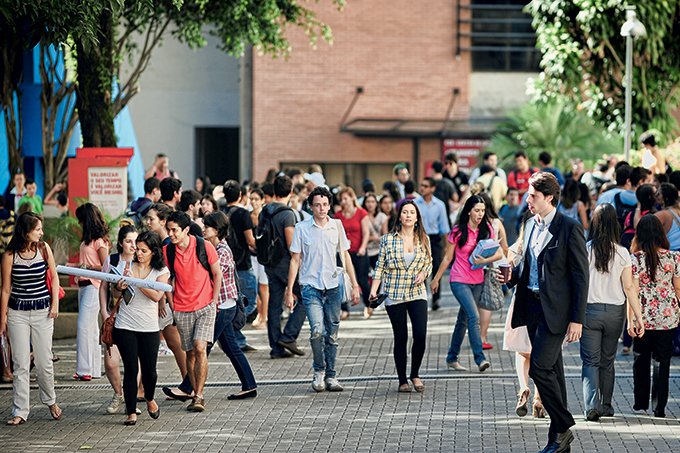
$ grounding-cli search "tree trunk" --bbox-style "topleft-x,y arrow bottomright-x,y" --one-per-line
75,9 -> 116,148
1,39 -> 24,173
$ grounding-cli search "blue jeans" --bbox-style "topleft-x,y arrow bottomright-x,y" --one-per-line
235,269 -> 257,347
448,282 -> 486,365
301,285 -> 342,378
177,306 -> 257,394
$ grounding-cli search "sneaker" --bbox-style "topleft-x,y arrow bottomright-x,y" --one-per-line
188,397 -> 205,412
325,377 -> 344,392
447,361 -> 467,371
586,409 -> 600,422
312,371 -> 326,392
478,360 -> 490,372
106,393 -> 125,414
157,342 -> 173,357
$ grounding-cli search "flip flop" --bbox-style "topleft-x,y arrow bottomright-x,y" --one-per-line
49,404 -> 62,421
6,416 -> 25,426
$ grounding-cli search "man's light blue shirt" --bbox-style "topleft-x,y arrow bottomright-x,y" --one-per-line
596,188 -> 636,207
415,196 -> 451,236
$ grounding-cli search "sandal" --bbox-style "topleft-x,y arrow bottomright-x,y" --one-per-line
6,416 -> 25,426
532,397 -> 546,418
398,383 -> 412,393
49,404 -> 62,421
515,388 -> 530,417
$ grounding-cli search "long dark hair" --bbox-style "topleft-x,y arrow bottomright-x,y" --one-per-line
477,192 -> 499,220
391,200 -> 430,254
116,223 -> 138,254
135,230 -> 165,271
632,215 -> 669,281
203,211 -> 231,241
636,184 -> 657,212
455,195 -> 490,248
589,204 -> 620,273
561,179 -> 580,209
7,212 -> 42,252
361,192 -> 379,216
75,203 -> 109,245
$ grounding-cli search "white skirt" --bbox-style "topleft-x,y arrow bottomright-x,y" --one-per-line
502,294 -> 532,353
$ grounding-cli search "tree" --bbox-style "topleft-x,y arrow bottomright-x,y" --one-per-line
486,100 -> 621,172
75,0 -> 345,148
2,0 -> 345,188
527,1 -> 680,142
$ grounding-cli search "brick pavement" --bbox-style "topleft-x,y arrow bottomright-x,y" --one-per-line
1,289 -> 679,452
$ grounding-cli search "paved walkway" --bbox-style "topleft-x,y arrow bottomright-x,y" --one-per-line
1,288 -> 679,452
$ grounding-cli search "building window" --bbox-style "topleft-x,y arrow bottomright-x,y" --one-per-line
458,0 -> 541,72
195,127 -> 240,184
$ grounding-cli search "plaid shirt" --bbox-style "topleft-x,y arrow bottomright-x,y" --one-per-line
374,232 -> 432,301
216,240 -> 238,303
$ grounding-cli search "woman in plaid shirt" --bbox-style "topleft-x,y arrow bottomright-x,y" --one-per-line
369,200 -> 432,393
203,212 -> 257,400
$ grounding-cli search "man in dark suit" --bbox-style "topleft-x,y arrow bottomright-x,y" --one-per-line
504,172 -> 589,453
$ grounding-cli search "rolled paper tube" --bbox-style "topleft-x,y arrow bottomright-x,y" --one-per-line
56,265 -> 173,292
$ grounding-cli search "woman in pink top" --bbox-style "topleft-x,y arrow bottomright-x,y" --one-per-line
74,203 -> 110,380
431,195 -> 502,372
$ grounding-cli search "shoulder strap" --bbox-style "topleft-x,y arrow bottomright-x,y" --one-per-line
167,243 -> 176,278
110,253 -> 120,268
669,209 -> 680,228
195,236 -> 212,275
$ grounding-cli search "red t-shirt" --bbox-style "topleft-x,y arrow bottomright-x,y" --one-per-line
163,235 -> 218,312
507,168 -> 538,195
335,207 -> 368,253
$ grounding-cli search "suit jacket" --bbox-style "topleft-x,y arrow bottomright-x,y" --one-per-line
509,210 -> 589,335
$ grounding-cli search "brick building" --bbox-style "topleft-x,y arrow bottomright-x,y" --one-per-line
250,0 -> 539,188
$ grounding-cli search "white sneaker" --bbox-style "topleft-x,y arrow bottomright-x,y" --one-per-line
312,371 -> 326,392
325,377 -> 344,392
106,393 -> 124,414
158,341 -> 173,357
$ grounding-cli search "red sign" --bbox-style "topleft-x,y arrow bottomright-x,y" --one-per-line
441,138 -> 490,173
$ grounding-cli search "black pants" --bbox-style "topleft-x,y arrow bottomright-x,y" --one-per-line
350,252 -> 371,307
265,265 -> 306,355
633,329 -> 675,413
526,297 -> 575,441
429,235 -> 443,304
113,328 -> 160,416
385,299 -> 428,385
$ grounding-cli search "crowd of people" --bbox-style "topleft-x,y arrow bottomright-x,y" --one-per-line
0,145 -> 679,452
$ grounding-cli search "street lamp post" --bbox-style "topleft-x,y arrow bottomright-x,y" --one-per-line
620,5 -> 646,162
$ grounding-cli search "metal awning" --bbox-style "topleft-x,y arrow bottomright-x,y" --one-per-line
340,117 -> 501,139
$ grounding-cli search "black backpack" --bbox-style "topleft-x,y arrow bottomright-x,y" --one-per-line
222,206 -> 249,268
125,198 -> 152,229
165,236 -> 212,281
613,192 -> 637,231
256,205 -> 294,267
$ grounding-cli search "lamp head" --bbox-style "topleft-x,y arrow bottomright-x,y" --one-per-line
620,6 -> 647,38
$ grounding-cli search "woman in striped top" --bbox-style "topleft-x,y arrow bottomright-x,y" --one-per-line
0,212 -> 62,425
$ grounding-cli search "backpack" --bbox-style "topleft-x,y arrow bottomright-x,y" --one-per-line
125,198 -> 152,229
613,192 -> 637,231
222,206 -> 249,267
620,209 -> 650,251
166,236 -> 213,281
256,205 -> 294,267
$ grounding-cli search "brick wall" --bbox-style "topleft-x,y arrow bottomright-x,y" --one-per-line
252,0 -> 470,182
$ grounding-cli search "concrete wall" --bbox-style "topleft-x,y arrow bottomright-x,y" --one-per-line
469,72 -> 537,118
121,34 -> 241,185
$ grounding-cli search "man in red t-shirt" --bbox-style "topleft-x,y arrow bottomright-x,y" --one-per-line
507,151 -> 539,196
164,211 -> 221,412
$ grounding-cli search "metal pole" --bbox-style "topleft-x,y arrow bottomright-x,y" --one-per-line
624,34 -> 633,162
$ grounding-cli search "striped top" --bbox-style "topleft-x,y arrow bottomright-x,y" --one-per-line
10,248 -> 51,305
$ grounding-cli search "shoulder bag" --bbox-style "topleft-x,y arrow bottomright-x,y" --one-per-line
335,219 -> 354,302
101,295 -> 123,356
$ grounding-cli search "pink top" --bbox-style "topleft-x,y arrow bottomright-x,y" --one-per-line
79,238 -> 109,288
449,224 -> 495,285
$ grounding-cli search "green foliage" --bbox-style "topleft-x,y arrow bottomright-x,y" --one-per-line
487,101 -> 622,173
527,0 -> 680,141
